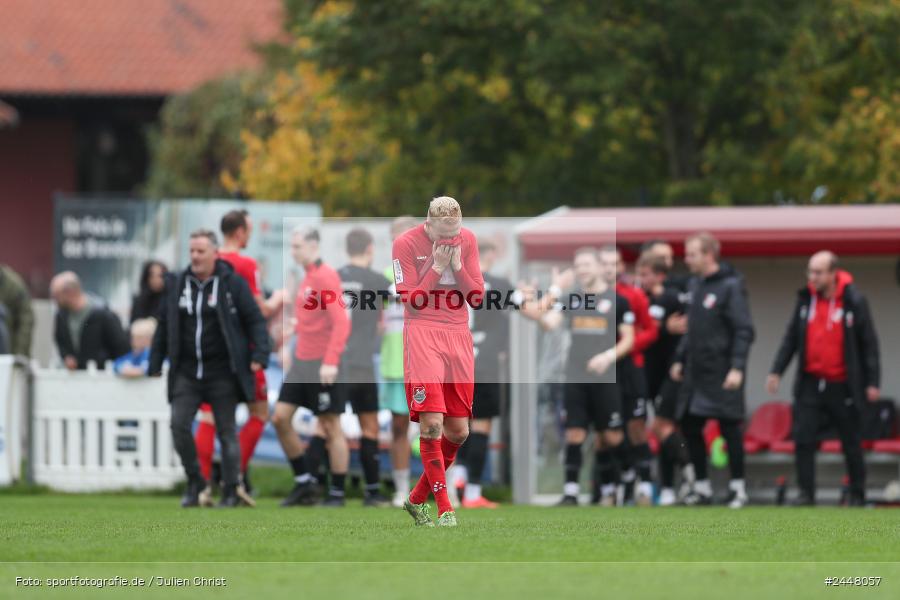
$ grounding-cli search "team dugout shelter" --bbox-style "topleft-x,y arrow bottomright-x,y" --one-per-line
509,205 -> 900,504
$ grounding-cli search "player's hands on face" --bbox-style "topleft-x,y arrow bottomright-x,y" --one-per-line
866,386 -> 880,403
587,352 -> 612,375
450,245 -> 462,271
723,368 -> 743,390
765,373 -> 780,396
432,242 -> 453,270
666,313 -> 688,335
320,363 -> 338,386
670,362 -> 683,382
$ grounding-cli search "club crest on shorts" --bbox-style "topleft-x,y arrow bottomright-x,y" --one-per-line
413,386 -> 426,403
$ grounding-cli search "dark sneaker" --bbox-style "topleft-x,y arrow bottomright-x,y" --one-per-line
280,482 -> 320,507
556,495 -> 579,507
363,493 -> 391,508
847,492 -> 866,508
682,491 -> 713,506
321,495 -> 346,508
217,484 -> 240,508
790,492 -> 816,507
181,477 -> 206,508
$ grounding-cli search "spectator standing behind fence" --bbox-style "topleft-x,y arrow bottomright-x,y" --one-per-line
148,229 -> 269,508
50,271 -> 129,370
670,233 -> 755,509
130,260 -> 168,323
0,264 -> 34,356
766,251 -> 880,507
114,318 -> 157,378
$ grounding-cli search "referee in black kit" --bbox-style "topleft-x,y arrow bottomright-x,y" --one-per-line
766,251 -> 880,506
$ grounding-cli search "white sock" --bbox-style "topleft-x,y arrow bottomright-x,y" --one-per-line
393,469 -> 410,495
729,479 -> 746,496
682,463 -> 696,483
601,483 -> 616,497
694,479 -> 712,497
295,473 -> 313,484
451,465 -> 468,486
637,481 -> 653,498
563,482 -> 580,497
464,483 -> 483,501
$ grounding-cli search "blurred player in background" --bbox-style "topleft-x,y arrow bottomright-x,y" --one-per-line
335,228 -> 392,507
604,246 -> 658,506
447,238 -> 516,509
637,252 -> 693,506
523,248 -> 635,506
273,227 -> 351,507
195,210 -> 283,507
395,197 -> 484,527
380,216 -> 419,507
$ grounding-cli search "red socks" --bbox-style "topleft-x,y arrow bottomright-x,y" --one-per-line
239,416 -> 266,473
196,414 -> 266,482
408,436 -> 462,516
194,421 -> 216,482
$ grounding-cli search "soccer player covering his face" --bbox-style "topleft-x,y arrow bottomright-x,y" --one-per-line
393,197 -> 484,527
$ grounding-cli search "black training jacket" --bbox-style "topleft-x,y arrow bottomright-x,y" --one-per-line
149,259 -> 269,402
676,265 -> 755,420
770,278 -> 880,410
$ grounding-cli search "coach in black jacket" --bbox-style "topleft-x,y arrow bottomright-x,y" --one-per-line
149,229 -> 268,507
671,233 -> 755,508
766,251 -> 879,506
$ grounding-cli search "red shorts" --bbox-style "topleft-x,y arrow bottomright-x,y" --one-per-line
199,370 -> 267,413
403,320 -> 474,422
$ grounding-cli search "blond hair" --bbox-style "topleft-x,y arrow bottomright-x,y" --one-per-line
686,232 -> 721,259
131,318 -> 157,339
427,196 -> 462,222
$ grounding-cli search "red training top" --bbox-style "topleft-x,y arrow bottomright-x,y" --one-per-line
391,223 -> 484,326
293,259 -> 350,366
804,269 -> 850,382
219,251 -> 261,296
615,281 -> 659,368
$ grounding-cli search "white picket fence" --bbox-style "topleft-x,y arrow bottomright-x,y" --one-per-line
30,366 -> 184,492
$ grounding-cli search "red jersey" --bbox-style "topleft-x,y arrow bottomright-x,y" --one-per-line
293,259 -> 350,366
616,281 -> 658,368
219,251 -> 261,296
391,223 -> 484,326
804,269 -> 850,382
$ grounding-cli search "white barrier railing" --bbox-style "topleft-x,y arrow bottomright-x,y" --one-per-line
0,355 -> 26,485
31,367 -> 183,492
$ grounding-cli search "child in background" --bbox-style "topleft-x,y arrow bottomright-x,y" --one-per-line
114,318 -> 157,378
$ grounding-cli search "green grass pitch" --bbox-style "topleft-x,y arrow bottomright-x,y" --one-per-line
2,492 -> 899,599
